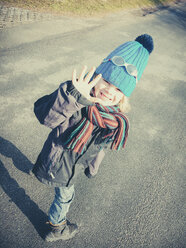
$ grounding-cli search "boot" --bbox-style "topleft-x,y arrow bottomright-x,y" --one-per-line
45,220 -> 78,242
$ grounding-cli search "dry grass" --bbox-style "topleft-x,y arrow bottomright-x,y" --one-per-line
0,0 -> 177,16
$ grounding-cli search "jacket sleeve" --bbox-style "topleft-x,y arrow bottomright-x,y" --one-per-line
34,80 -> 93,129
86,149 -> 105,177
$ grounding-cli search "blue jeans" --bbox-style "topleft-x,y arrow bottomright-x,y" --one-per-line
48,184 -> 75,225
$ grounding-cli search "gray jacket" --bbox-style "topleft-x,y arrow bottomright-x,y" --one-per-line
32,81 -> 108,187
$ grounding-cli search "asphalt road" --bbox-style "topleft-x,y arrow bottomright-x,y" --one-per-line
0,1 -> 186,248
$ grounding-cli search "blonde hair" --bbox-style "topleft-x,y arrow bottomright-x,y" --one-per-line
119,95 -> 131,113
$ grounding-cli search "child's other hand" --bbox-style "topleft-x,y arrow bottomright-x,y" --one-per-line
72,66 -> 102,102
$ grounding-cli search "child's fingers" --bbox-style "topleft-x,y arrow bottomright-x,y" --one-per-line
79,65 -> 87,82
72,69 -> 77,84
84,66 -> 96,83
89,73 -> 102,89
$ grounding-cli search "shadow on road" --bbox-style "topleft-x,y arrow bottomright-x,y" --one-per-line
165,5 -> 186,28
0,160 -> 49,239
0,137 -> 49,239
0,136 -> 33,174
142,1 -> 186,29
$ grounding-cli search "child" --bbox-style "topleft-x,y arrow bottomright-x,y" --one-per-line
32,34 -> 154,242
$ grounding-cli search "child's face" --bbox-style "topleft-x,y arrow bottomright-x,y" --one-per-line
94,77 -> 124,106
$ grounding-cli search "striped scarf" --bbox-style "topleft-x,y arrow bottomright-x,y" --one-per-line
64,104 -> 129,155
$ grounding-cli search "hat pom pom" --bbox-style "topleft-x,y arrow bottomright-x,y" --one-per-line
135,34 -> 154,54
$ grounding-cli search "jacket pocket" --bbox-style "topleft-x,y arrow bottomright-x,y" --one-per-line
47,145 -> 64,177
47,150 -> 77,185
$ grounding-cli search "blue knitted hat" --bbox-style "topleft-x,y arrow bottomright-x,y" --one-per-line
96,34 -> 154,97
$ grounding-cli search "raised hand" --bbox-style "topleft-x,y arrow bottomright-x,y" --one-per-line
72,66 -> 102,102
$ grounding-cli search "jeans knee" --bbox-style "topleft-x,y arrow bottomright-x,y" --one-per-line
55,185 -> 75,204
56,192 -> 74,204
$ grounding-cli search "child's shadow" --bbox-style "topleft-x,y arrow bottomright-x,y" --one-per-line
0,137 -> 49,239
0,136 -> 33,174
